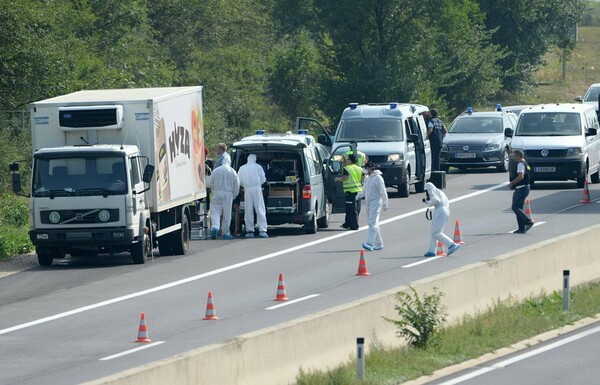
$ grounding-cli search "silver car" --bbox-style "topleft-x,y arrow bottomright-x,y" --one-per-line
441,109 -> 518,172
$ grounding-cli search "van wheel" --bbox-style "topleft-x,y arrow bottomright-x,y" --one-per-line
591,170 -> 600,184
304,213 -> 317,234
317,203 -> 331,229
37,246 -> 54,266
132,232 -> 151,264
497,149 -> 509,172
397,170 -> 410,198
172,214 -> 190,255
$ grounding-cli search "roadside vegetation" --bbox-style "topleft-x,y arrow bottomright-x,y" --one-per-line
0,194 -> 32,261
296,282 -> 600,385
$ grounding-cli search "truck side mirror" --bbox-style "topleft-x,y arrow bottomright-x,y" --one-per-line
142,164 -> 155,183
12,172 -> 22,193
504,127 -> 513,137
586,128 -> 597,136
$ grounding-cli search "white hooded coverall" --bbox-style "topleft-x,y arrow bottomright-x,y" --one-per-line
206,157 -> 239,236
237,154 -> 268,233
424,182 -> 454,253
356,170 -> 388,247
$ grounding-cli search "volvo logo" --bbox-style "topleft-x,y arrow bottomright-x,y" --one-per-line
463,145 -> 469,151
541,149 -> 549,157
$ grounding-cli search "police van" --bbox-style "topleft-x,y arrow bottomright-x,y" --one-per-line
506,103 -> 600,188
330,102 -> 431,201
231,130 -> 331,234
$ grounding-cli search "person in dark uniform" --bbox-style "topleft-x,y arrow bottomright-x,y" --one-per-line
336,154 -> 363,230
427,108 -> 447,171
508,150 -> 534,234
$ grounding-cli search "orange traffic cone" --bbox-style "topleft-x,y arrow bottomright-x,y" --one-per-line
274,273 -> 289,301
580,179 -> 592,203
356,249 -> 370,276
436,241 -> 447,256
135,312 -> 152,343
203,291 -> 219,320
524,199 -> 534,221
453,220 -> 465,245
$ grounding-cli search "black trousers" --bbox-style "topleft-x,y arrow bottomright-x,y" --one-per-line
344,191 -> 360,230
431,146 -> 442,172
512,185 -> 531,229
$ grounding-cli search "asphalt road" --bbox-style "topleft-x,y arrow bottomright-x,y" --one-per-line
430,321 -> 600,385
1,169 -> 600,385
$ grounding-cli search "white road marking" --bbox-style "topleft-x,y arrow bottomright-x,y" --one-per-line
402,256 -> 443,268
99,341 -> 165,361
507,221 -> 546,234
437,324 -> 600,385
266,294 -> 320,310
0,182 -> 508,336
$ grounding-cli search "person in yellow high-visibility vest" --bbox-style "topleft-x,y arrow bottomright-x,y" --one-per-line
344,141 -> 368,167
335,154 -> 363,230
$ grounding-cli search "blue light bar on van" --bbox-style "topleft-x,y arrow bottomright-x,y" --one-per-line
349,103 -> 359,110
466,107 -> 473,115
298,129 -> 308,135
496,103 -> 502,111
389,102 -> 398,109
256,130 -> 265,135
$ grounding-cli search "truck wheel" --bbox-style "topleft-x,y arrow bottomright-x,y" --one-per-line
397,170 -> 410,198
304,213 -> 318,234
131,233 -> 151,264
591,170 -> 600,184
172,214 -> 190,255
37,246 -> 54,266
317,203 -> 331,229
158,235 -> 173,256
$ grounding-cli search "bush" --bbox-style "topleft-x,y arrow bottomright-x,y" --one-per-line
0,193 -> 32,260
384,287 -> 447,349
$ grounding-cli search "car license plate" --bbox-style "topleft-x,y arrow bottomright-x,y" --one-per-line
455,153 -> 476,159
534,166 -> 556,172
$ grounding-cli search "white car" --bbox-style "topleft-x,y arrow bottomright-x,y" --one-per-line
576,83 -> 600,110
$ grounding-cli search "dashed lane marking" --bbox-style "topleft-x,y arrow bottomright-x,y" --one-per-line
99,341 -> 165,361
266,294 -> 320,310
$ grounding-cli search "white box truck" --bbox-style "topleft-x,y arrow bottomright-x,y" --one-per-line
12,87 -> 207,265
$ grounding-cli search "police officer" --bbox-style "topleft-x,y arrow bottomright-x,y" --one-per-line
336,154 -> 362,230
344,141 -> 367,167
508,149 -> 534,234
427,109 -> 447,171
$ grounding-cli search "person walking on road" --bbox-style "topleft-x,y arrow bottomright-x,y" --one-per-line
427,109 -> 447,172
206,157 -> 239,240
213,143 -> 231,169
423,182 -> 460,257
336,154 -> 363,230
238,154 -> 268,238
356,162 -> 388,251
508,150 -> 534,234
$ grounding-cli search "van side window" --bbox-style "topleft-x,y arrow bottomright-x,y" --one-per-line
416,115 -> 428,139
585,110 -> 600,131
130,158 -> 141,186
409,118 -> 421,138
304,148 -> 318,176
404,120 -> 412,138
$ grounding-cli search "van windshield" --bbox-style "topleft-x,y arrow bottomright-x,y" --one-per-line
336,119 -> 403,142
32,155 -> 128,197
516,112 -> 581,136
584,86 -> 600,103
449,117 -> 503,133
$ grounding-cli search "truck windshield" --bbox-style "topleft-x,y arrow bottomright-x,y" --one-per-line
449,117 -> 502,134
336,119 -> 403,142
32,156 -> 128,197
515,112 -> 581,136
584,86 -> 600,102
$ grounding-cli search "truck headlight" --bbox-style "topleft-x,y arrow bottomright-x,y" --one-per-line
484,143 -> 501,151
566,148 -> 583,156
387,153 -> 403,162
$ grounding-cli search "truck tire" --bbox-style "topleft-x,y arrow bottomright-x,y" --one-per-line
37,246 -> 53,266
131,232 -> 151,264
397,170 -> 410,198
317,203 -> 331,229
171,213 -> 190,255
158,236 -> 173,256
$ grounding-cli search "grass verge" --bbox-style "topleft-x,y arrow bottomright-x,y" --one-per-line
296,282 -> 600,385
0,194 -> 32,261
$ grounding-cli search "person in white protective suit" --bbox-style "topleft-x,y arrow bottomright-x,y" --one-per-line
423,182 -> 460,257
355,162 -> 388,251
237,154 -> 268,238
206,157 -> 239,240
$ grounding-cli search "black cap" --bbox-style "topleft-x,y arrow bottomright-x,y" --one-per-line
365,162 -> 375,168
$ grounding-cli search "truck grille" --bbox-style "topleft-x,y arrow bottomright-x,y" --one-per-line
40,209 -> 119,225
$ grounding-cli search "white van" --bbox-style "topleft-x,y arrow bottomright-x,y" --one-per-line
330,102 -> 431,198
506,103 -> 600,187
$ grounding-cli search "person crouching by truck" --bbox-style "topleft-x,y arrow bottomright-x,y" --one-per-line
336,154 -> 362,230
356,162 -> 388,250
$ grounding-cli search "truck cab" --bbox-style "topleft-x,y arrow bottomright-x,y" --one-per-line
330,102 -> 431,198
231,130 -> 331,234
